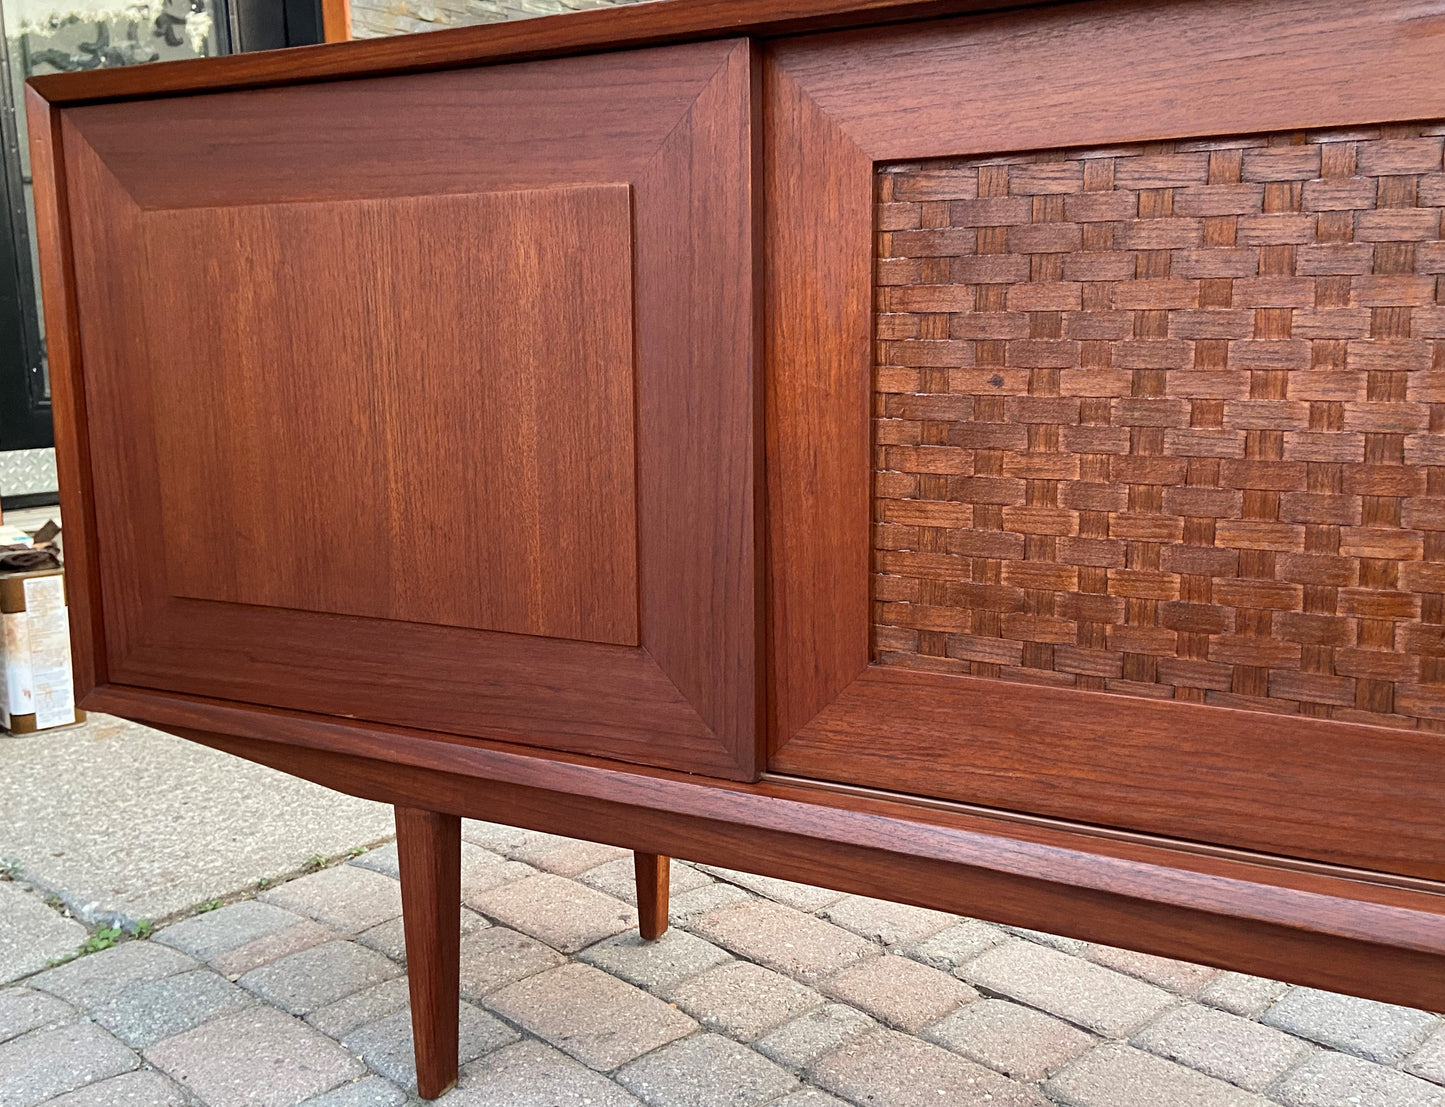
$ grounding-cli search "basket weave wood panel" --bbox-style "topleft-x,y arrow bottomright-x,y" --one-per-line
874,124 -> 1445,732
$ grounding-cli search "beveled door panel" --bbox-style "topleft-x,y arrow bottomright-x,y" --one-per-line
765,0 -> 1445,876
62,40 -> 760,778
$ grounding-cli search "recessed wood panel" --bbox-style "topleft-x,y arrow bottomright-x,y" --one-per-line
874,127 -> 1445,730
145,186 -> 639,646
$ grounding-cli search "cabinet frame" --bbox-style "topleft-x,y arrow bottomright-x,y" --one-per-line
24,0 -> 1445,1017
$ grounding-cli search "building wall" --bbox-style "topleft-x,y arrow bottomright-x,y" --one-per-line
350,0 -> 646,41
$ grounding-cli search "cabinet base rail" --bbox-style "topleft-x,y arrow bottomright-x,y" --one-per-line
79,686 -> 1445,1016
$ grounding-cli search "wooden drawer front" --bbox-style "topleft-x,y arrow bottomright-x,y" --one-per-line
58,41 -> 760,779
766,0 -> 1445,878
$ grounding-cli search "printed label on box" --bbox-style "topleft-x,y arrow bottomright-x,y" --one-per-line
23,576 -> 74,729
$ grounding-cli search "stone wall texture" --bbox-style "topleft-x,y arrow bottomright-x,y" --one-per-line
349,0 -> 645,40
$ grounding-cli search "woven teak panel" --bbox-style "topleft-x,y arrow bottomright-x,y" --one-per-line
874,125 -> 1445,731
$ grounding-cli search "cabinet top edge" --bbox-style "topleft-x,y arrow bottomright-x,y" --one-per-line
26,0 -> 1067,106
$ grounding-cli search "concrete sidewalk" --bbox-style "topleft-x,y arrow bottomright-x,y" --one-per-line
0,715 -> 394,929
1,714 -> 1442,1107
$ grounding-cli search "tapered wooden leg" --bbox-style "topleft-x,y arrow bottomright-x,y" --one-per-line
396,807 -> 460,1100
634,852 -> 670,940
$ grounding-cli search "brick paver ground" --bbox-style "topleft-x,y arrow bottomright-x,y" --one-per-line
2,821 -> 1443,1106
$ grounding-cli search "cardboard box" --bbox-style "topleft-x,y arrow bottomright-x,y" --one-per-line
0,568 -> 83,733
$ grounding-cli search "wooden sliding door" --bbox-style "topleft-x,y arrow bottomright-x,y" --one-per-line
54,40 -> 761,778
766,0 -> 1445,877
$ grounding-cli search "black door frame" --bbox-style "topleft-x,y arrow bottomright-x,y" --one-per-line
230,0 -> 328,53
0,25 -> 46,457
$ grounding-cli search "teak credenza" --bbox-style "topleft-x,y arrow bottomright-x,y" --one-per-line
27,0 -> 1445,1095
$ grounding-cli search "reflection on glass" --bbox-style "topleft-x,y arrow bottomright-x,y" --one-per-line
14,0 -> 219,74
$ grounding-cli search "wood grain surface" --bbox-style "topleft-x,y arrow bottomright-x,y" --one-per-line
28,0 -> 1062,106
782,667 -> 1445,879
771,0 -> 1445,162
396,806 -> 461,1099
53,40 -> 760,778
320,0 -> 351,42
146,187 -> 639,646
764,58 -> 875,746
634,852 -> 670,941
86,682 -> 1445,1013
765,0 -> 1445,878
24,88 -> 102,699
